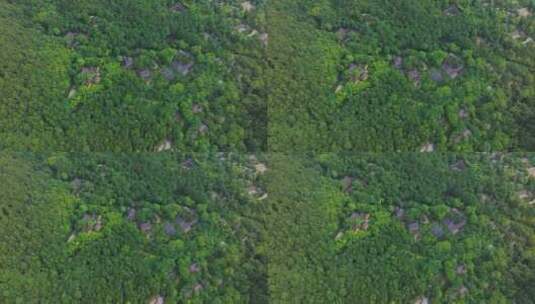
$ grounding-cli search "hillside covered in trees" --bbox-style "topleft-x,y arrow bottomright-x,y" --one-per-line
1,0 -> 534,151
1,1 -> 534,303
0,0 -> 267,151
1,153 -> 534,303
0,153 -> 269,303
267,0 -> 534,152
265,153 -> 535,303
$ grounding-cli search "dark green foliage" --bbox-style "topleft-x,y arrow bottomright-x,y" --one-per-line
1,153 -> 533,302
0,153 -> 268,303
267,0 -> 534,151
0,2 -> 72,150
0,154 -> 73,302
2,0 -> 532,152
265,153 -> 535,303
1,0 -> 534,303
1,1 -> 267,151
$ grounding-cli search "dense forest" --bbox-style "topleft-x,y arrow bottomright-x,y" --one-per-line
1,0 -> 533,151
1,1 -> 534,303
267,0 -> 534,151
0,0 -> 267,151
265,153 -> 535,303
1,153 -> 534,303
0,153 -> 269,303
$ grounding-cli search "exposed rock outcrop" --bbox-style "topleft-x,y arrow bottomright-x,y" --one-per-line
341,176 -> 354,193
161,67 -> 175,81
443,5 -> 460,16
450,159 -> 467,171
431,223 -> 445,238
138,69 -> 152,81
408,222 -> 420,236
81,67 -> 101,85
156,140 -> 172,152
349,64 -> 369,83
139,222 -> 152,234
149,295 -> 164,304
82,213 -> 103,232
517,8 -> 532,18
259,32 -> 269,47
393,56 -> 403,69
429,68 -> 444,83
241,1 -> 255,12
164,222 -> 177,236
255,163 -> 268,175
442,209 -> 466,234
350,212 -> 370,232
414,296 -> 429,304
175,208 -> 198,233
127,207 -> 137,221
122,56 -> 134,69
442,54 -> 464,79
408,69 -> 421,86
420,143 -> 435,153
189,263 -> 200,273
170,3 -> 186,13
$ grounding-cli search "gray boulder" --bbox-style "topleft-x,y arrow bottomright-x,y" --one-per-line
138,69 -> 152,81
442,54 -> 464,79
429,68 -> 444,83
431,223 -> 444,238
122,56 -> 134,69
164,222 -> 177,236
161,67 -> 175,81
